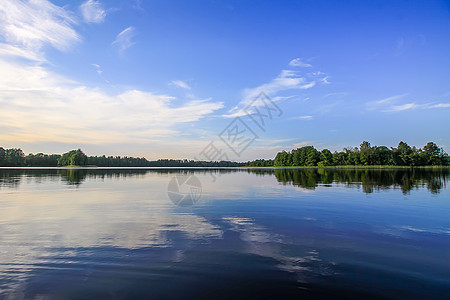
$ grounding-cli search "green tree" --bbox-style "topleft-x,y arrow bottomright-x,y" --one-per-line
305,146 -> 320,166
25,153 -> 60,167
360,141 -> 375,165
292,147 -> 308,166
4,148 -> 25,166
0,147 -> 5,166
274,151 -> 289,166
393,141 -> 412,166
58,149 -> 88,166
345,147 -> 360,165
374,146 -> 391,165
422,142 -> 447,166
408,146 -> 425,166
318,149 -> 333,166
271,141 -> 448,168
332,151 -> 348,165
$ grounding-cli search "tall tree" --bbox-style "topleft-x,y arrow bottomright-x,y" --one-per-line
5,148 -> 25,166
394,141 -> 412,166
274,151 -> 289,167
0,147 -> 5,165
318,149 -> 333,166
422,142 -> 447,166
58,149 -> 88,166
305,146 -> 320,166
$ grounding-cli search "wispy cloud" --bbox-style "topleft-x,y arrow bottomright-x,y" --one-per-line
320,76 -> 330,84
80,0 -> 106,24
367,94 -> 450,112
0,43 -> 45,62
323,92 -> 348,99
0,0 -> 79,54
366,94 -> 408,110
289,58 -> 312,67
384,102 -> 450,112
294,115 -> 313,120
385,103 -> 417,112
91,63 -> 102,75
429,103 -> 450,108
112,26 -> 136,54
170,80 -> 191,90
133,0 -> 144,11
224,69 -> 317,117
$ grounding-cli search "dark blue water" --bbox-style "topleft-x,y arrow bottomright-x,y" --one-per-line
0,168 -> 449,299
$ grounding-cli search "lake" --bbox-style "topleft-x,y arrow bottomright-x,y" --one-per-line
0,168 -> 449,299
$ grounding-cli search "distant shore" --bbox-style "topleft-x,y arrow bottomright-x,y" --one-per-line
1,165 -> 449,170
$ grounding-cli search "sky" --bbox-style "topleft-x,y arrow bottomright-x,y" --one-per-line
0,0 -> 449,161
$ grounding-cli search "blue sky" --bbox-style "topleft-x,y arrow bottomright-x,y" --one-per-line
0,0 -> 449,160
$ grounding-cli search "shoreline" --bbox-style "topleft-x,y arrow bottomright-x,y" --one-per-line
0,165 -> 449,170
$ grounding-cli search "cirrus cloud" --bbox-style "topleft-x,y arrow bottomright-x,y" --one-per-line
170,80 -> 191,90
80,0 -> 106,24
289,58 -> 312,67
0,0 -> 79,53
224,69 -> 317,118
112,26 -> 136,54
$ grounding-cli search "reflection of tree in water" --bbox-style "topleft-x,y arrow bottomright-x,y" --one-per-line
57,169 -> 161,186
58,169 -> 89,185
0,168 -> 447,194
271,168 -> 449,194
0,169 -> 23,188
0,168 -> 245,188
0,169 -> 61,188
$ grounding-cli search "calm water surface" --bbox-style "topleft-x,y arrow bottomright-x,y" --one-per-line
0,168 -> 449,299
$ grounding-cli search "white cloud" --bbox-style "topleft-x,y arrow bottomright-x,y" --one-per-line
368,94 -> 408,106
366,94 -> 408,111
224,69 -> 316,117
323,92 -> 348,99
293,141 -> 313,148
0,0 -> 79,53
0,51 -> 223,145
91,63 -> 102,75
321,76 -> 330,84
170,80 -> 191,90
80,0 -> 106,24
112,26 -> 136,54
295,115 -> 313,120
0,43 -> 45,62
367,94 -> 450,113
384,103 -> 417,112
0,0 -> 225,158
429,103 -> 450,108
289,58 -> 312,67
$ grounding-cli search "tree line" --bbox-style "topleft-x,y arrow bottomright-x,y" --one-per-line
2,141 -> 448,168
0,147 -> 245,167
247,141 -> 449,167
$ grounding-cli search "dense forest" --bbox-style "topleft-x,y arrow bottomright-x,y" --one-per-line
0,147 -> 245,167
1,141 -> 448,168
247,141 -> 449,167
